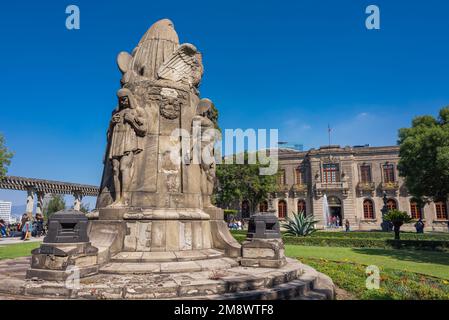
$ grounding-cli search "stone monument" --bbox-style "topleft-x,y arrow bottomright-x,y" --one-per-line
2,19 -> 335,300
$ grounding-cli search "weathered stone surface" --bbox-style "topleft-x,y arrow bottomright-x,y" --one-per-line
0,257 -> 334,300
241,238 -> 286,268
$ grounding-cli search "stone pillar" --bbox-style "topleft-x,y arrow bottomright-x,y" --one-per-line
36,191 -> 45,217
73,192 -> 83,211
26,187 -> 35,218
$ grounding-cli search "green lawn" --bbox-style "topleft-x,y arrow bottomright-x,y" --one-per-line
301,257 -> 449,300
286,245 -> 449,280
0,242 -> 40,260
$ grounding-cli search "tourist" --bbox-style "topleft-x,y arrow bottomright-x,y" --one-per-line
33,213 -> 45,237
336,216 -> 341,227
20,214 -> 28,240
237,219 -> 242,230
345,219 -> 350,232
21,217 -> 33,241
331,216 -> 337,228
415,218 -> 425,234
0,219 -> 6,238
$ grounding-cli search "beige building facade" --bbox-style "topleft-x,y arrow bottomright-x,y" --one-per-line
242,145 -> 449,232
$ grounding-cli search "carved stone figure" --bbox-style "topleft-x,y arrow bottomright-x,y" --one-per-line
192,98 -> 217,207
107,88 -> 147,206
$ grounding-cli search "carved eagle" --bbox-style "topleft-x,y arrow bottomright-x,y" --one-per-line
157,43 -> 204,87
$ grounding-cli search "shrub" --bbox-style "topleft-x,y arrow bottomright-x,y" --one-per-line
223,209 -> 238,221
282,212 -> 318,237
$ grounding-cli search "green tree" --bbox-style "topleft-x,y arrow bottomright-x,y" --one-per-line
384,209 -> 412,240
0,133 -> 13,178
79,202 -> 90,213
215,152 -> 278,213
44,194 -> 66,220
398,106 -> 449,202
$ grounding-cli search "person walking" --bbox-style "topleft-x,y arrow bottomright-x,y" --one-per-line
415,218 -> 425,234
345,219 -> 350,232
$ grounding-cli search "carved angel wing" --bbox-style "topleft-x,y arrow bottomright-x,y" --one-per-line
157,43 -> 203,87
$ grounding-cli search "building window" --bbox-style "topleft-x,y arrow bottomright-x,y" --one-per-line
363,199 -> 375,219
278,200 -> 287,219
295,168 -> 303,184
360,165 -> 372,183
322,164 -> 339,183
297,200 -> 306,214
410,201 -> 423,220
278,169 -> 286,185
387,199 -> 397,211
259,200 -> 268,213
435,201 -> 448,220
383,164 -> 395,183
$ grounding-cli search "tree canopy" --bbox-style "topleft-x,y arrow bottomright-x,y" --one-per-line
44,194 -> 66,220
215,152 -> 278,212
0,133 -> 13,178
79,202 -> 90,213
398,106 -> 449,201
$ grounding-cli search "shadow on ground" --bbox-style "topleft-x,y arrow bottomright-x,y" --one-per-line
352,247 -> 449,266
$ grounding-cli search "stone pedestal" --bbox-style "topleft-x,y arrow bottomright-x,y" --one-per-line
27,209 -> 99,280
241,238 -> 287,268
27,242 -> 99,281
241,212 -> 286,268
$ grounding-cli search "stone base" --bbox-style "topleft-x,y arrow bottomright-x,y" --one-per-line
241,238 -> 286,268
26,242 -> 99,281
88,207 -> 241,260
0,257 -> 335,300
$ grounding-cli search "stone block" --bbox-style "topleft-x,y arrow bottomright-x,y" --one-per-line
123,222 -> 137,251
242,247 -> 275,259
201,220 -> 212,249
136,221 -> 151,251
165,220 -> 180,251
240,238 -> 286,268
191,221 -> 203,249
151,221 -> 166,251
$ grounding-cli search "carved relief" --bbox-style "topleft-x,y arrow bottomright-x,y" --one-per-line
160,96 -> 182,120
157,43 -> 204,87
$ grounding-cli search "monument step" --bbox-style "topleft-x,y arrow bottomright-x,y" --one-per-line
0,258 -> 335,300
99,257 -> 239,274
110,249 -> 224,263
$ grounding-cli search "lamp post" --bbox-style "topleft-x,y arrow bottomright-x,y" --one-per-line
380,191 -> 393,232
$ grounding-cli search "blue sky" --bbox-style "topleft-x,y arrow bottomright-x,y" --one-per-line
1,0 -> 449,207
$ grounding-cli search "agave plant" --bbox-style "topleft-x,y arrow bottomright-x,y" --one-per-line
282,211 -> 318,237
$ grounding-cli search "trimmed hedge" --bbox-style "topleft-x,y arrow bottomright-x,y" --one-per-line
230,233 -> 449,251
309,231 -> 449,241
230,230 -> 449,241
